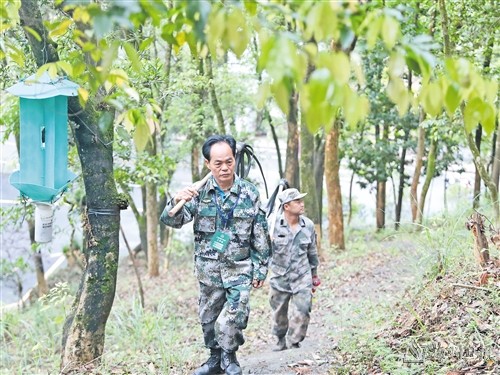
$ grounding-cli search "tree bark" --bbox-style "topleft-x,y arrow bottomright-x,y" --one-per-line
376,181 -> 386,230
300,115 -> 321,249
417,139 -> 437,225
492,122 -> 500,190
410,112 -> 426,222
473,126 -> 483,209
466,131 -> 499,222
395,127 -> 409,230
19,0 -> 122,370
146,181 -> 159,276
205,54 -> 225,134
325,120 -> 345,250
284,90 -> 300,189
314,133 -> 326,231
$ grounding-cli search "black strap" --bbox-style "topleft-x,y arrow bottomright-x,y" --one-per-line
235,142 -> 269,198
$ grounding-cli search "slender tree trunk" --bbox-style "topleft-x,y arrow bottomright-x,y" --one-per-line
473,126 -> 483,208
466,131 -> 499,222
411,112 -> 426,222
348,171 -> 355,226
313,134 -> 325,231
205,55 -> 225,134
325,120 -> 345,250
146,181 -> 159,276
417,139 -> 437,225
492,121 -> 500,190
395,128 -> 409,230
395,70 -> 412,230
376,181 -> 386,230
300,115 -> 321,250
285,90 -> 300,189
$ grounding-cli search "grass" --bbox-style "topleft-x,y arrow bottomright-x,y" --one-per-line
1,207 -> 498,374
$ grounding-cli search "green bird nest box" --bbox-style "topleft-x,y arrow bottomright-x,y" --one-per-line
6,72 -> 78,203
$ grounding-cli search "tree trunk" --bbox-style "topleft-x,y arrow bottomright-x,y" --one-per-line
417,139 -> 437,225
492,121 -> 500,190
205,55 -> 225,134
19,1 -> 121,370
314,134 -> 326,232
300,116 -> 321,250
395,128 -> 409,230
395,69 -> 412,230
410,112 -> 426,222
285,90 -> 300,189
466,131 -> 500,222
325,120 -> 345,250
146,181 -> 159,276
466,213 -> 490,266
376,181 -> 386,230
473,126 -> 483,209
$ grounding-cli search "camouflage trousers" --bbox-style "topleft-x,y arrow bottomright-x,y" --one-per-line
195,256 -> 252,352
269,287 -> 312,345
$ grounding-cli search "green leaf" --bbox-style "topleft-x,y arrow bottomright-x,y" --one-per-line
207,9 -> 225,57
387,52 -> 405,79
484,79 -> 498,104
343,87 -> 369,128
123,41 -> 142,72
23,26 -> 42,42
420,82 -> 443,118
387,78 -> 410,116
366,16 -> 382,50
381,15 -> 399,49
330,52 -> 350,85
139,37 -> 154,51
271,80 -> 290,115
444,84 -> 461,116
255,82 -> 270,110
134,118 -> 152,153
49,19 -> 72,38
226,8 -> 249,57
244,0 -> 258,16
480,101 -> 496,134
57,61 -> 73,76
463,97 -> 483,133
305,2 -> 337,42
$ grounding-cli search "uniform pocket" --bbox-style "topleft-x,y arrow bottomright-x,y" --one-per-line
194,206 -> 217,233
233,208 -> 254,240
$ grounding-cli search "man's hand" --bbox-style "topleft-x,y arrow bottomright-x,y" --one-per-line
252,279 -> 264,288
174,186 -> 199,204
312,275 -> 321,293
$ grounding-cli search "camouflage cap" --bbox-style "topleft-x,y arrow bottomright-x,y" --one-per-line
278,188 -> 307,204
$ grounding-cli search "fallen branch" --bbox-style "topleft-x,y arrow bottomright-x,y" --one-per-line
451,283 -> 491,292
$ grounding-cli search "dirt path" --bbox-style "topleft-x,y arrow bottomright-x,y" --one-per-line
239,241 -> 420,374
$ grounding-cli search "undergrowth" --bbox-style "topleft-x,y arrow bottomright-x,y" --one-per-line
1,209 -> 498,374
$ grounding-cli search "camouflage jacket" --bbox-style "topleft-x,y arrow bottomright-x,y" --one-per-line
269,213 -> 319,293
160,175 -> 271,281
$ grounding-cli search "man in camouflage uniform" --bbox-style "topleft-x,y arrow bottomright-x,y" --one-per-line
160,135 -> 271,375
269,188 -> 320,351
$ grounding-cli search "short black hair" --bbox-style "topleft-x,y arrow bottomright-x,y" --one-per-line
202,135 -> 237,161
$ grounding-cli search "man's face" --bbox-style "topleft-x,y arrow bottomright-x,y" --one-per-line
205,142 -> 235,187
284,199 -> 305,215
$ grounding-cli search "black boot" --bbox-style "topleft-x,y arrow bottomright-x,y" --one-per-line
272,336 -> 287,351
193,348 -> 223,375
220,350 -> 242,375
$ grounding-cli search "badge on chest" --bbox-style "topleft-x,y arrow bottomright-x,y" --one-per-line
210,230 -> 231,253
